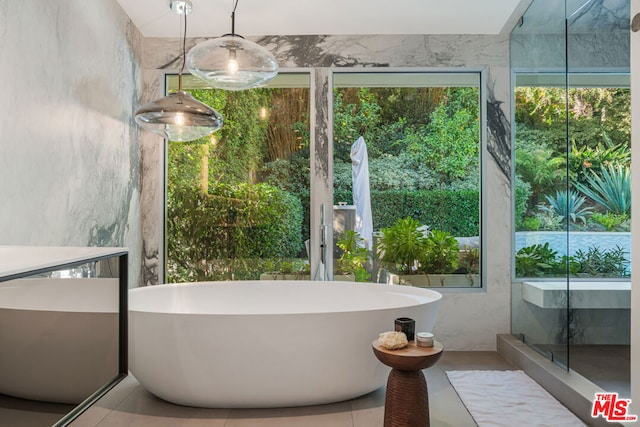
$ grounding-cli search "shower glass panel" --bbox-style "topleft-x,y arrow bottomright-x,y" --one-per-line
567,0 -> 631,396
510,0 -> 570,369
512,0 -> 631,393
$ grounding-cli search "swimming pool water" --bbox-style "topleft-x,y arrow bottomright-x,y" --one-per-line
515,231 -> 631,258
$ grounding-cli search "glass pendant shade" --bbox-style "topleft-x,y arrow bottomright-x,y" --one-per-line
135,91 -> 223,142
187,35 -> 278,91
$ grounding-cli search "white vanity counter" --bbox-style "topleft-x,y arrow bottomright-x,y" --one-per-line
0,246 -> 127,280
0,245 -> 128,426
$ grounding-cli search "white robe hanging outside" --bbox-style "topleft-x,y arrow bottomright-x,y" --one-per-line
350,136 -> 373,250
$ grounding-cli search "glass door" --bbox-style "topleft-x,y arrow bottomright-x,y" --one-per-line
510,0 -> 570,369
566,0 -> 631,396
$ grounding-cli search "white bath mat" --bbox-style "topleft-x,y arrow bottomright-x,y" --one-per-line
446,370 -> 586,427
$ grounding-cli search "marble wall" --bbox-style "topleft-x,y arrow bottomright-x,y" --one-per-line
511,0 -> 629,72
0,0 -> 143,285
140,33 -> 514,350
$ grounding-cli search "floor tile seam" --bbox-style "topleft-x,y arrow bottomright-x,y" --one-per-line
79,379 -> 142,426
348,399 -> 357,427
93,385 -> 151,426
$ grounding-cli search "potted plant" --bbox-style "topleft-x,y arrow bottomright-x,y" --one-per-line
420,230 -> 477,286
335,230 -> 371,282
259,260 -> 310,280
376,217 -> 429,286
458,245 -> 480,274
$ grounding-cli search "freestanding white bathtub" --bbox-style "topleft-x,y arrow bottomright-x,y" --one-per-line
129,280 -> 442,408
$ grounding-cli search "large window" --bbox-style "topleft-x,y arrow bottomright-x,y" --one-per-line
331,72 -> 482,287
165,73 -> 311,282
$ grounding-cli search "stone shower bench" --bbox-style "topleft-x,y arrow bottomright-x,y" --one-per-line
522,281 -> 630,309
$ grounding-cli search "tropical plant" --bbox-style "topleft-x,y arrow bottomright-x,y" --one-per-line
520,216 -> 541,231
534,211 -> 565,231
572,245 -> 629,278
564,138 -> 630,185
514,174 -> 532,230
336,230 -> 371,282
420,230 -> 460,274
458,246 -> 480,274
516,243 -> 629,278
537,190 -> 592,225
376,217 -> 428,275
590,212 -> 629,232
515,243 -> 564,277
574,163 -> 631,216
514,138 -> 564,209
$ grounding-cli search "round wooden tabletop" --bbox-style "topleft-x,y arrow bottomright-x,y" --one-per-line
372,339 -> 443,371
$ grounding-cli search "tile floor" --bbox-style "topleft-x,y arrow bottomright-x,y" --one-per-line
2,346 -> 626,426
0,394 -> 73,427
65,351 -> 517,427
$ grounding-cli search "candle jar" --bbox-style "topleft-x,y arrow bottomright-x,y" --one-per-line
416,332 -> 434,347
394,317 -> 415,341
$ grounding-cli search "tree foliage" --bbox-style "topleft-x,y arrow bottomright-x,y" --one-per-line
515,86 -> 631,227
168,82 -> 482,281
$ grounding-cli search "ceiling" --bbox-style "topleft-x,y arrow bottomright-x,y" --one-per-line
116,0 -> 531,38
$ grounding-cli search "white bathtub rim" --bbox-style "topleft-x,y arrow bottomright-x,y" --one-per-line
129,280 -> 442,316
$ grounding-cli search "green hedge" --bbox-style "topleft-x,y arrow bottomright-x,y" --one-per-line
167,183 -> 303,282
334,189 -> 479,237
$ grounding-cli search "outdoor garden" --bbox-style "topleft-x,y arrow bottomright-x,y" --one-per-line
166,79 -> 481,284
164,77 -> 630,285
514,85 -> 631,278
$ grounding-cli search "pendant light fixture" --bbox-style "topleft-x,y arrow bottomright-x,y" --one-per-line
186,0 -> 278,91
135,0 -> 223,142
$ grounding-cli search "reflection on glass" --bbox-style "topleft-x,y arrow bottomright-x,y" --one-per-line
0,254 -> 123,427
511,0 -> 631,396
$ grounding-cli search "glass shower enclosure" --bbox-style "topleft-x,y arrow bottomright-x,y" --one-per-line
511,0 -> 631,396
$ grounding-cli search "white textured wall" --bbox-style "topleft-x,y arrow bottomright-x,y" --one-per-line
0,0 -> 143,285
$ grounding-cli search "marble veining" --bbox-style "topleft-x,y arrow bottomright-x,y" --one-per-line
568,0 -> 629,31
511,0 -> 629,72
314,72 -> 329,183
143,34 -> 510,70
486,83 -> 512,180
0,0 -> 144,286
139,32 -> 514,350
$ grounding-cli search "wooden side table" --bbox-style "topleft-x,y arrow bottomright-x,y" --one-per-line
372,339 -> 443,427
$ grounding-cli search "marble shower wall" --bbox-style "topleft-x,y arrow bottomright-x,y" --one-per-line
0,0 -> 144,285
140,33 -> 513,350
511,0 -> 629,72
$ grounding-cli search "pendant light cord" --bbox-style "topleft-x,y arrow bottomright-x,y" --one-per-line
231,0 -> 238,36
178,8 -> 188,91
